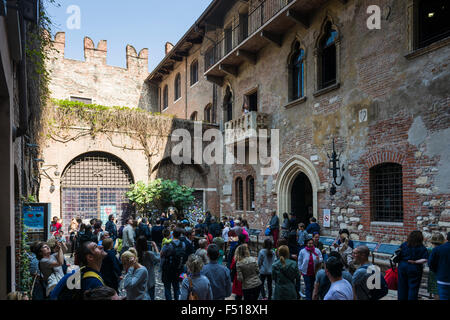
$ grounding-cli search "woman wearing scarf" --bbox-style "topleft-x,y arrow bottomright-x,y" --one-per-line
298,238 -> 323,300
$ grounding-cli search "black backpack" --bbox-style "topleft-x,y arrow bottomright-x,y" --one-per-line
164,241 -> 186,276
354,265 -> 389,300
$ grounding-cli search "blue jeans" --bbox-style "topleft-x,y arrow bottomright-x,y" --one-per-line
303,275 -> 315,300
438,284 -> 450,300
397,262 -> 423,300
148,286 -> 156,300
163,280 -> 180,300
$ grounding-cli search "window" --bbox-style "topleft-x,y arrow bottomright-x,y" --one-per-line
162,85 -> 168,110
190,60 -> 199,86
190,112 -> 198,121
319,22 -> 338,89
174,73 -> 181,101
243,91 -> 258,113
370,163 -> 403,222
204,104 -> 212,123
239,13 -> 249,43
224,86 -> 233,122
70,96 -> 92,104
289,42 -> 305,101
417,0 -> 450,48
235,178 -> 244,211
205,47 -> 215,70
246,176 -> 255,211
225,26 -> 233,54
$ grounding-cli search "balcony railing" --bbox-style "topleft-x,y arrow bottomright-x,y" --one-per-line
224,112 -> 270,145
205,0 -> 293,70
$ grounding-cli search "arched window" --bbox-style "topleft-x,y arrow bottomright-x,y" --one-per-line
289,41 -> 305,101
190,60 -> 199,85
319,21 -> 338,89
174,73 -> 181,101
190,111 -> 198,121
204,104 -> 212,123
246,176 -> 255,211
370,163 -> 403,222
162,85 -> 168,110
235,178 -> 244,211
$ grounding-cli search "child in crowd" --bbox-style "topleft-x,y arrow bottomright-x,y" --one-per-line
162,229 -> 172,248
297,223 -> 308,250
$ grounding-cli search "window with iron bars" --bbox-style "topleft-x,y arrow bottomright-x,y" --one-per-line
236,178 -> 244,211
370,163 -> 403,223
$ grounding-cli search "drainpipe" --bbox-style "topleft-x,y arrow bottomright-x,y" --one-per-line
16,10 -> 28,139
185,57 -> 188,119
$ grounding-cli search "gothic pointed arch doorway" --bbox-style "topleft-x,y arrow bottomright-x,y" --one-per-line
276,155 -> 324,225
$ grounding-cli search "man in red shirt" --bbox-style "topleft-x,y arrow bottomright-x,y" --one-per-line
50,216 -> 62,236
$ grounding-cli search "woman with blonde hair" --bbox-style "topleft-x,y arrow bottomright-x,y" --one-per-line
235,244 -> 262,300
180,254 -> 213,300
121,248 -> 149,300
272,245 -> 300,300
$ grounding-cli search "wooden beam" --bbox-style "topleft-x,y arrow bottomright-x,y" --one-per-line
158,69 -> 169,75
286,9 -> 310,29
175,51 -> 189,57
260,30 -> 282,47
236,50 -> 256,65
163,64 -> 173,71
170,55 -> 183,62
187,37 -> 203,44
206,75 -> 224,86
219,64 -> 238,77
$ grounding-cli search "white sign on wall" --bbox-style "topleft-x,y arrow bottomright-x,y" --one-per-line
323,209 -> 331,228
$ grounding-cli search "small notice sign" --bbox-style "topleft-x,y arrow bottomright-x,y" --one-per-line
323,209 -> 331,228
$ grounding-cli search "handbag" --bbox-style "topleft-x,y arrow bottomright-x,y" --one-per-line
391,248 -> 401,265
384,267 -> 398,291
265,227 -> 271,236
187,277 -> 199,300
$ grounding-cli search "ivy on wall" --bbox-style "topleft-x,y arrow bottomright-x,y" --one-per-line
44,99 -> 177,179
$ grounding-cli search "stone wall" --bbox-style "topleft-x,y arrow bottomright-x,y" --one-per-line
149,0 -> 450,242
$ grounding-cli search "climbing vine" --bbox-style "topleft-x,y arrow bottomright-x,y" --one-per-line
45,99 -> 178,179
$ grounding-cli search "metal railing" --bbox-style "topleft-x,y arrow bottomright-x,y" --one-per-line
205,0 -> 293,70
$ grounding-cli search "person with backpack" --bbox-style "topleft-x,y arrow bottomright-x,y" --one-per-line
313,251 -> 353,300
180,254 -> 213,300
136,218 -> 152,241
160,228 -> 187,300
77,241 -> 107,292
352,245 -> 388,300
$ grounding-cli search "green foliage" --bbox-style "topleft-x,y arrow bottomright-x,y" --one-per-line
21,195 -> 37,203
126,179 -> 195,215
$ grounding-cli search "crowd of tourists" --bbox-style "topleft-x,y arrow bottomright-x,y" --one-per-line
10,210 -> 450,301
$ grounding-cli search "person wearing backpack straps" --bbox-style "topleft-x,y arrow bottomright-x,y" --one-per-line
272,245 -> 300,300
161,228 -> 186,300
180,254 -> 213,300
77,241 -> 107,292
351,245 -> 388,300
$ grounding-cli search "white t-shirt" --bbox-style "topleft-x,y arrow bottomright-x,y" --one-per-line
222,227 -> 230,242
324,279 -> 353,300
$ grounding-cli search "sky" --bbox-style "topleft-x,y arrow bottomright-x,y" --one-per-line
45,0 -> 213,72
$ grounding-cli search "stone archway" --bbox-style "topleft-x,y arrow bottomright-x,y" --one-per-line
276,155 -> 324,221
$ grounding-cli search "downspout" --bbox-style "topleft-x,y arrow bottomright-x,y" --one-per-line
16,10 -> 28,139
185,57 -> 188,119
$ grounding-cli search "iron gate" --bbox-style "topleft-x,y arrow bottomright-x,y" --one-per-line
61,152 -> 134,229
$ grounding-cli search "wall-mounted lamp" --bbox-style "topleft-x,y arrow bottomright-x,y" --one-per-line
34,158 -> 45,163
327,138 -> 345,196
50,184 -> 55,193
